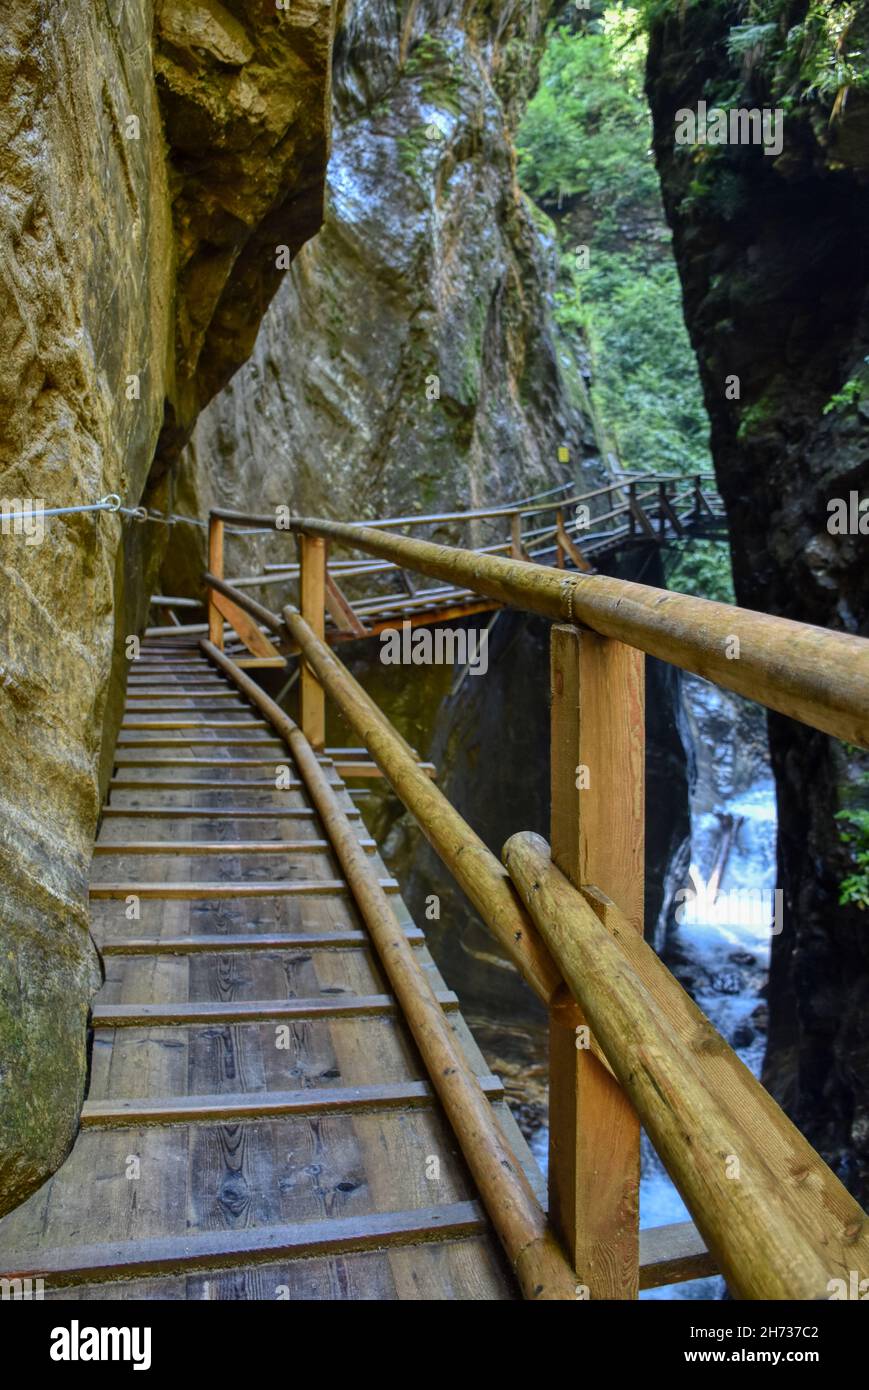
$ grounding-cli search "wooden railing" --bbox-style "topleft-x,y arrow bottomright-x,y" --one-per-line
148,473 -> 723,633
245,471 -> 722,582
209,509 -> 868,744
196,505 -> 869,1300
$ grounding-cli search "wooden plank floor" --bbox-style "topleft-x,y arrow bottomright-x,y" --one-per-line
0,641 -> 543,1299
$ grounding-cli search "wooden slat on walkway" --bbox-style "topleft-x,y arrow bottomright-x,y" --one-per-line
0,643 -> 539,1300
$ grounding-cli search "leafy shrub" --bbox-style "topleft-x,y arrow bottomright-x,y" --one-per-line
836,808 -> 869,910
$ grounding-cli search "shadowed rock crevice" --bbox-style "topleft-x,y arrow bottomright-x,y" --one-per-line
645,0 -> 869,1200
151,0 -> 340,470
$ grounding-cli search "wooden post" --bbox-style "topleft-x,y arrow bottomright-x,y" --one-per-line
504,831 -> 869,1301
207,516 -> 224,650
548,623 -> 644,1297
510,513 -> 525,560
693,472 -> 713,520
299,534 -> 326,749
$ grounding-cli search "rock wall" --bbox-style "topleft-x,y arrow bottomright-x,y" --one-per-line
167,1 -> 695,1140
150,0 -> 339,470
645,0 -> 869,1198
163,0 -> 599,594
0,0 -> 336,1215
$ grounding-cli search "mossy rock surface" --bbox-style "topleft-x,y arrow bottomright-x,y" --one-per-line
0,0 -> 335,1214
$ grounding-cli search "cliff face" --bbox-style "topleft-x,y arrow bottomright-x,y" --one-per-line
645,0 -> 869,1197
163,0 -> 599,594
166,1 -> 695,1137
0,0 -> 336,1215
151,0 -> 338,469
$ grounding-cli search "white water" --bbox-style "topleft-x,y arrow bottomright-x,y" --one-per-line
640,777 -> 777,1298
524,680 -> 778,1299
525,771 -> 778,1298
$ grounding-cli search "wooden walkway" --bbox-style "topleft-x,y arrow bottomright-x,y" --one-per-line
3,497 -> 866,1301
0,641 -> 541,1299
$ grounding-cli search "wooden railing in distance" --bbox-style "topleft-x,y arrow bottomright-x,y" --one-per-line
158,475 -> 719,621
234,472 -> 718,534
207,473 -> 722,604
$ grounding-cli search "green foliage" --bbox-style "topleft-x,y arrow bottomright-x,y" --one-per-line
726,21 -> 780,60
406,33 -> 464,115
396,121 -> 446,182
517,8 -> 712,478
405,33 -> 453,74
517,15 -> 658,235
823,377 -> 862,415
563,248 -> 711,473
637,0 -> 869,111
663,539 -> 735,603
737,393 -> 778,440
835,808 -> 869,910
789,2 -> 869,105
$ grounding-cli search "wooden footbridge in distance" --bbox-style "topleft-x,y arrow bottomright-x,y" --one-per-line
0,479 -> 867,1301
146,472 -> 726,647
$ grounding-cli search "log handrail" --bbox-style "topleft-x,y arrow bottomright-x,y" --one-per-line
207,513 -> 869,748
199,641 -> 577,1300
197,568 -> 869,1299
503,832 -> 869,1301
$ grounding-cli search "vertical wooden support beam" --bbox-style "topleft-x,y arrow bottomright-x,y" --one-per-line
694,474 -> 715,518
548,624 -> 644,1298
510,513 -> 525,560
299,534 -> 326,750
207,516 -> 225,650
555,509 -> 594,573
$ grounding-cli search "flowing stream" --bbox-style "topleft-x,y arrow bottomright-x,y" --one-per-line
640,771 -> 777,1298
525,675 -> 777,1299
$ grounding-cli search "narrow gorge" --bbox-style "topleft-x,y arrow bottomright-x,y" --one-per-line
0,0 -> 867,1314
